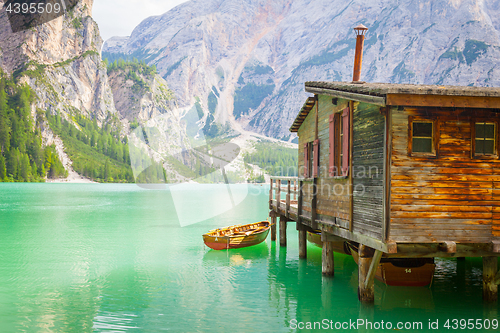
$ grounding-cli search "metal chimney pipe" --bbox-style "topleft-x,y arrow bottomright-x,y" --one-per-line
352,24 -> 368,82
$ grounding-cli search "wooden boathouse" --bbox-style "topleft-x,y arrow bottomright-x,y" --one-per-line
268,25 -> 500,303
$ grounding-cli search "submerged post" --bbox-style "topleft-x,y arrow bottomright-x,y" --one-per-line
483,256 -> 498,302
358,245 -> 377,303
298,224 -> 307,259
270,211 -> 277,241
321,232 -> 334,276
279,215 -> 287,247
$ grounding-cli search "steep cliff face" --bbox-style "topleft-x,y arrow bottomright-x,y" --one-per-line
107,61 -> 193,181
0,0 -> 191,182
103,0 -> 500,140
0,0 -> 117,126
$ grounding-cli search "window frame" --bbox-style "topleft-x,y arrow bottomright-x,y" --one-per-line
471,119 -> 499,159
303,140 -> 319,178
329,106 -> 350,178
408,116 -> 439,158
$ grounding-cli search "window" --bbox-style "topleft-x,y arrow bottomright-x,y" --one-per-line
409,118 -> 437,156
303,140 -> 319,178
474,122 -> 497,157
329,107 -> 350,177
412,121 -> 433,153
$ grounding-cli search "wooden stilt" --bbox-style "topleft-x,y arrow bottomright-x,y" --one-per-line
298,229 -> 307,259
358,245 -> 379,303
322,235 -> 334,276
279,216 -> 287,247
483,256 -> 498,302
270,214 -> 277,241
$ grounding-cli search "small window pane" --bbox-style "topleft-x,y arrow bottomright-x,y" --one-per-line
476,140 -> 485,154
484,140 -> 495,154
413,138 -> 433,153
476,123 -> 485,138
484,124 -> 495,138
413,122 -> 433,137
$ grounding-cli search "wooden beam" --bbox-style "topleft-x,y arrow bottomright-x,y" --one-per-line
358,245 -> 375,303
305,87 -> 386,106
364,250 -> 383,290
386,243 -> 500,258
311,178 -> 317,224
386,93 -> 500,109
286,180 -> 291,219
318,221 -> 397,253
297,180 -> 303,224
439,241 -> 457,253
492,240 -> 500,253
322,233 -> 348,243
483,256 -> 498,302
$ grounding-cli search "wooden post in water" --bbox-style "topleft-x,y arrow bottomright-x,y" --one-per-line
482,256 -> 498,302
279,215 -> 287,247
358,245 -> 377,303
270,211 -> 277,241
321,232 -> 334,276
298,225 -> 307,259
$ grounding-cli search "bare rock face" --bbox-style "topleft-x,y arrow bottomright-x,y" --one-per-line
103,0 -> 500,141
107,64 -> 191,160
0,0 -> 116,124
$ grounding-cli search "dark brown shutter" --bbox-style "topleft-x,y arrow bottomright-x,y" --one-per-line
342,107 -> 350,176
313,139 -> 319,178
303,142 -> 309,178
329,114 -> 336,176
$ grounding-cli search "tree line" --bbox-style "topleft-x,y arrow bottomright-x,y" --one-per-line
0,75 -> 66,182
244,142 -> 298,177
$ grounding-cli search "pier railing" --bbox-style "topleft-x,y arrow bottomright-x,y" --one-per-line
269,176 -> 299,219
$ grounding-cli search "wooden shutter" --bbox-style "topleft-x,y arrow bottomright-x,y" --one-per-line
342,107 -> 350,176
313,139 -> 319,178
303,142 -> 309,178
329,114 -> 336,176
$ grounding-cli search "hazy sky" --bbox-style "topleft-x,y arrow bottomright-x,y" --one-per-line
93,0 -> 188,41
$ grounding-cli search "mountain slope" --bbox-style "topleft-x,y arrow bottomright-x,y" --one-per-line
103,0 -> 500,140
0,0 -> 190,182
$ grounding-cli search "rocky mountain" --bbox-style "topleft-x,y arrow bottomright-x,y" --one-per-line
103,0 -> 500,141
0,0 -> 191,182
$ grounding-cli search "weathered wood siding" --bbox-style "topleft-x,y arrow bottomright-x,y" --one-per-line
352,102 -> 385,240
297,97 -> 385,241
297,96 -> 351,225
390,108 -> 500,243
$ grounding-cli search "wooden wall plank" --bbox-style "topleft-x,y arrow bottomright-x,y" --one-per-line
390,107 -> 500,243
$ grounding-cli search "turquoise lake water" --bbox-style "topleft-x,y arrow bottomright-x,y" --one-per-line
0,183 -> 498,332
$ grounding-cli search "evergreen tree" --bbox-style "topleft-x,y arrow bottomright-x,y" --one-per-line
0,154 -> 6,180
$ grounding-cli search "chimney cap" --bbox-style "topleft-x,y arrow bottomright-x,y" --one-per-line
354,24 -> 368,35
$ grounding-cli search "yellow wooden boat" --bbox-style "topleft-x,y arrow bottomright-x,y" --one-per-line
203,221 -> 271,250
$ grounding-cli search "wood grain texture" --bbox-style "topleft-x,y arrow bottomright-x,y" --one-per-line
390,107 -> 500,243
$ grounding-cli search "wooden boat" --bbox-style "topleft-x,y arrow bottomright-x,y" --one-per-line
307,230 -> 351,255
203,221 -> 271,250
348,242 -> 435,287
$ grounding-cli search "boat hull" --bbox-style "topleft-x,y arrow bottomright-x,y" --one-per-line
349,243 -> 435,287
203,221 -> 271,250
307,231 -> 351,255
